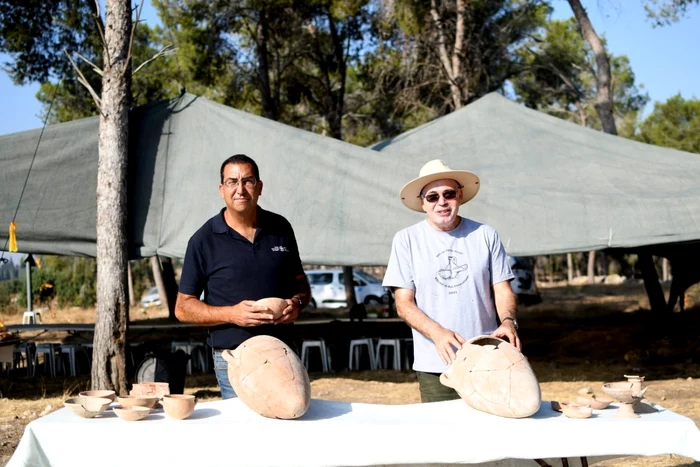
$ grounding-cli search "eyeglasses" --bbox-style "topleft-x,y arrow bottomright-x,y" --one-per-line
223,177 -> 257,189
421,188 -> 460,203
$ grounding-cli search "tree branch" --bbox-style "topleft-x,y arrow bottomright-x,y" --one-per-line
74,52 -> 103,76
93,0 -> 110,68
64,49 -> 105,116
133,45 -> 175,75
126,1 -> 146,71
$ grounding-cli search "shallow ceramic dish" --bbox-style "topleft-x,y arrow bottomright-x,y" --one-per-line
117,395 -> 159,409
79,390 -> 116,402
64,397 -> 112,418
113,405 -> 151,421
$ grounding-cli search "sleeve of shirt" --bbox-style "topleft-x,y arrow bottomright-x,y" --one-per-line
489,229 -> 515,285
382,230 -> 415,291
286,223 -> 305,278
178,236 -> 207,297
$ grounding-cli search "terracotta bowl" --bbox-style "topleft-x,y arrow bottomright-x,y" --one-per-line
161,394 -> 196,420
79,390 -> 116,403
117,395 -> 159,409
253,297 -> 287,320
113,405 -> 151,421
576,395 -> 613,410
551,401 -> 593,419
64,396 -> 112,418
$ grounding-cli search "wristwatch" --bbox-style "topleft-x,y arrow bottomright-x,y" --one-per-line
503,317 -> 519,330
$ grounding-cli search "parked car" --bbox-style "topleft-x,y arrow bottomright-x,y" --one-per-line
305,269 -> 391,308
140,287 -> 162,308
508,256 -> 541,306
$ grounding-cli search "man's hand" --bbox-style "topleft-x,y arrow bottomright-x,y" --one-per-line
274,298 -> 301,324
431,327 -> 466,365
230,300 -> 275,327
491,321 -> 521,351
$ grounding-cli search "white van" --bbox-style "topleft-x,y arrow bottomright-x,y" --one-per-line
305,269 -> 391,308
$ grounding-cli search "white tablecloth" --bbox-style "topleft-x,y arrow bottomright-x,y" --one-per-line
8,399 -> 700,467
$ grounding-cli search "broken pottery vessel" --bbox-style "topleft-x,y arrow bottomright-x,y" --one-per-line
440,335 -> 541,418
576,395 -> 613,410
253,298 -> 288,320
130,382 -> 170,399
222,335 -> 310,419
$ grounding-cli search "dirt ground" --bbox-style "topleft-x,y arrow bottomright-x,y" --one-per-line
2,281 -> 700,466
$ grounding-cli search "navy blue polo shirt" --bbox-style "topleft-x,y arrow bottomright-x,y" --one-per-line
179,207 -> 304,349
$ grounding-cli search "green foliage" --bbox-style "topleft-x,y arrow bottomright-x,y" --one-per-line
512,17 -> 648,131
637,94 -> 700,154
645,0 -> 699,26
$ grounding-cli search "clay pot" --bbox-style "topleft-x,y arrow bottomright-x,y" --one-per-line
253,298 -> 287,320
117,395 -> 159,409
113,405 -> 151,421
551,401 -> 593,419
602,382 -> 648,404
576,395 -> 613,410
64,396 -> 112,418
161,394 -> 196,420
440,335 -> 541,418
223,335 -> 310,419
130,382 -> 170,399
79,390 -> 116,402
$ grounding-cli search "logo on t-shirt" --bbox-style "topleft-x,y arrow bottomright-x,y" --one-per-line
435,250 -> 469,288
271,246 -> 289,252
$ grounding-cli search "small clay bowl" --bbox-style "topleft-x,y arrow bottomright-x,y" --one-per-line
79,390 -> 116,403
113,405 -> 151,421
252,297 -> 287,320
64,396 -> 112,418
117,395 -> 159,409
161,394 -> 196,420
552,401 -> 593,419
576,395 -> 613,410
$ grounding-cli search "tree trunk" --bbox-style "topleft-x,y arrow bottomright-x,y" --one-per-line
150,256 -> 168,311
92,0 -> 131,394
127,261 -> 135,307
256,8 -> 278,121
159,256 -> 179,320
587,251 -> 596,284
430,0 -> 466,110
567,253 -> 574,283
637,253 -> 667,312
343,266 -> 358,309
568,0 -> 617,135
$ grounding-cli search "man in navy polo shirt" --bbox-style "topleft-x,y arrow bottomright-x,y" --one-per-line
175,154 -> 311,399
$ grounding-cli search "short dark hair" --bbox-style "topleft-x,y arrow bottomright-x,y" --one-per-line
220,154 -> 260,183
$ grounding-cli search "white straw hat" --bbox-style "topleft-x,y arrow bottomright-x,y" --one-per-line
399,159 -> 480,212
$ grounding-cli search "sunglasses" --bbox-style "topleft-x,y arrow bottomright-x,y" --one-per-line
421,189 -> 459,203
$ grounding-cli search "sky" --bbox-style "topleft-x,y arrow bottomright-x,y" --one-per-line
0,0 -> 698,136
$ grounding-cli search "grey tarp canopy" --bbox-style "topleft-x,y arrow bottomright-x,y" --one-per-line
2,92 -> 700,265
1,93 -> 410,265
373,93 -> 700,256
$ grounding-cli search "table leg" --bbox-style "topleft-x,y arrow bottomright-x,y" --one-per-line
580,457 -> 589,467
534,460 -> 552,467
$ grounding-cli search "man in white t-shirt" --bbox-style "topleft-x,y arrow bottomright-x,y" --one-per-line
383,160 -> 520,402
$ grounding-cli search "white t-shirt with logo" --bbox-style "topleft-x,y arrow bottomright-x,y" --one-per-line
383,217 -> 514,373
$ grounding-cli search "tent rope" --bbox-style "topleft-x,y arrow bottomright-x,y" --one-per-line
1,71 -> 65,264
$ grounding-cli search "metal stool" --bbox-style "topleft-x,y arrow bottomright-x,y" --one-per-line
12,342 -> 35,376
171,341 -> 207,375
375,338 -> 401,370
300,339 -> 331,372
60,344 -> 82,377
348,338 -> 377,370
22,310 -> 42,324
400,338 -> 414,370
33,343 -> 62,377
